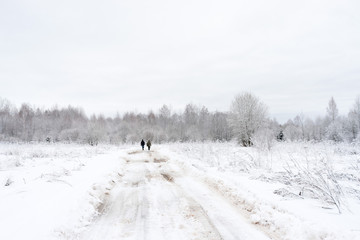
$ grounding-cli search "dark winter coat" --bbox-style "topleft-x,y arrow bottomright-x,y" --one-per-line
141,140 -> 145,146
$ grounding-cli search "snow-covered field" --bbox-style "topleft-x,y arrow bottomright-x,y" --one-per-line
1,142 -> 359,240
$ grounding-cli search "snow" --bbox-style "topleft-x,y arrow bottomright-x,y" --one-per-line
160,141 -> 360,239
1,142 -> 359,239
0,143 -> 126,239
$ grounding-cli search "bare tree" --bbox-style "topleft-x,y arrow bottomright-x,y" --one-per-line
294,113 -> 306,140
325,97 -> 343,141
0,98 -> 14,138
283,119 -> 301,141
158,104 -> 171,129
228,92 -> 268,146
210,112 -> 232,141
184,103 -> 199,126
327,97 -> 338,123
199,106 -> 211,141
349,96 -> 360,141
18,103 -> 35,141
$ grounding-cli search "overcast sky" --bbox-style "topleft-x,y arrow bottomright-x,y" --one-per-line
1,0 -> 359,123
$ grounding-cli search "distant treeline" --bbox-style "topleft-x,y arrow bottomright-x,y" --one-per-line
0,94 -> 359,146
0,98 -> 232,144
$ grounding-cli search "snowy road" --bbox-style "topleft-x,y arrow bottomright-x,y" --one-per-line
79,150 -> 271,240
2,143 -> 358,240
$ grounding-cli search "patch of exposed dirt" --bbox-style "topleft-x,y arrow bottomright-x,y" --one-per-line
132,181 -> 139,187
125,158 -> 151,164
95,190 -> 111,214
145,173 -> 153,181
128,150 -> 142,155
161,173 -> 174,182
154,158 -> 167,163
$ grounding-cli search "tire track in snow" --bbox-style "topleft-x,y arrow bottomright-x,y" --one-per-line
174,178 -> 270,240
77,150 -> 271,240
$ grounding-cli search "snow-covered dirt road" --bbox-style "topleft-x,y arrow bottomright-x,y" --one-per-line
79,150 -> 270,240
2,143 -> 358,240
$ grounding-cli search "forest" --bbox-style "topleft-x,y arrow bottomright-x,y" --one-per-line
0,93 -> 359,146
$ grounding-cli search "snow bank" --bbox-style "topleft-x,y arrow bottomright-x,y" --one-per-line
0,143 -> 128,240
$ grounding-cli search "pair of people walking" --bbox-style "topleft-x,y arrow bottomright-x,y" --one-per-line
141,139 -> 151,151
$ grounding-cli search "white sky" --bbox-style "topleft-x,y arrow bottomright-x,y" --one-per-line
1,0 -> 359,123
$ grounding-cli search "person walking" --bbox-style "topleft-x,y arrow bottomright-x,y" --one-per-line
146,140 -> 151,151
140,139 -> 145,150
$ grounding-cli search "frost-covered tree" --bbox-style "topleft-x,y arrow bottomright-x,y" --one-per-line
344,113 -> 357,142
253,118 -> 278,150
210,112 -> 232,141
184,104 -> 199,126
0,98 -> 15,139
199,106 -> 211,141
18,103 -> 35,141
294,113 -> 306,140
353,96 -> 360,126
228,92 -> 268,146
351,96 -> 360,140
84,114 -> 108,145
325,97 -> 343,141
327,97 -> 338,123
283,119 -> 300,141
147,111 -> 156,125
313,117 -> 327,141
158,105 -> 171,129
344,96 -> 360,141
